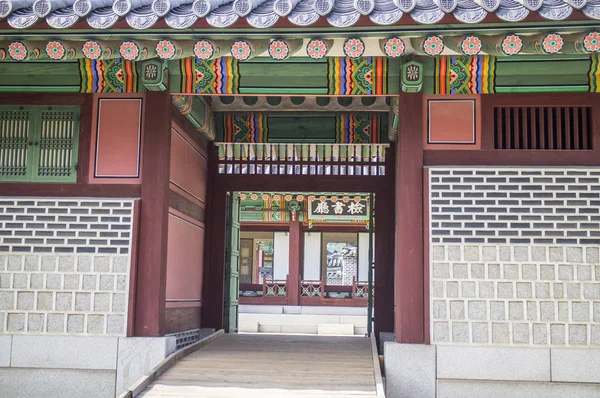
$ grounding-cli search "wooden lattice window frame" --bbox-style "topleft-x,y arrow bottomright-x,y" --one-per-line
0,105 -> 80,183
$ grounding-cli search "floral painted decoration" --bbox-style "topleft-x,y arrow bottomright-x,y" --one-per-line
268,39 -> 290,61
251,193 -> 258,200
383,37 -> 405,58
501,34 -> 523,56
343,38 -> 365,58
156,40 -> 176,60
231,40 -> 252,61
461,35 -> 482,56
82,40 -> 102,60
284,194 -> 292,201
584,31 -> 600,53
120,41 -> 140,61
541,33 -> 563,54
239,193 -> 247,200
306,38 -> 328,60
45,41 -> 65,60
296,195 -> 304,201
423,35 -> 444,56
8,41 -> 27,61
194,40 -> 215,60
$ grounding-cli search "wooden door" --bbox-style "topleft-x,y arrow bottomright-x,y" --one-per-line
224,192 -> 241,333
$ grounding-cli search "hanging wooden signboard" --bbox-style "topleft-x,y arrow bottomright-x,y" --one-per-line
307,196 -> 370,221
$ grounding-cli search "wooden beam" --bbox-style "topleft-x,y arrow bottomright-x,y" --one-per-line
77,94 -> 94,184
214,175 -> 386,195
127,199 -> 142,337
135,90 -> 172,337
423,149 -> 600,166
0,183 -> 141,197
395,93 -> 425,344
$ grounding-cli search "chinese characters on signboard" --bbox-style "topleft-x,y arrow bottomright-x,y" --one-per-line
308,197 -> 369,221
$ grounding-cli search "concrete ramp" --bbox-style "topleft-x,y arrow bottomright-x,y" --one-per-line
138,334 -> 379,397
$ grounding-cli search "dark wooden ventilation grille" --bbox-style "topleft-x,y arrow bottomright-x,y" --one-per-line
494,106 -> 592,150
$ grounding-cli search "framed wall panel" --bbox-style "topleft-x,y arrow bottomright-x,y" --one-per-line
424,94 -> 481,150
89,96 -> 144,183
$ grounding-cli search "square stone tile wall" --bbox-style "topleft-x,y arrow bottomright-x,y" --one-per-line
0,198 -> 134,336
428,168 -> 600,346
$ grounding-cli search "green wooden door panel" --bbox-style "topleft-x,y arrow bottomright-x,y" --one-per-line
0,105 -> 79,183
0,106 -> 34,181
224,192 -> 241,333
31,107 -> 80,183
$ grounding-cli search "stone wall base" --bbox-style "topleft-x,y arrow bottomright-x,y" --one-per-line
384,343 -> 600,398
0,335 -> 176,398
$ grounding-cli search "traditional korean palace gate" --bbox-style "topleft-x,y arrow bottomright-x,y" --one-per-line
2,2 -> 600,396
205,142 -> 395,335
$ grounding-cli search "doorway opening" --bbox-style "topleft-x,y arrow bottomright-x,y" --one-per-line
224,191 -> 376,337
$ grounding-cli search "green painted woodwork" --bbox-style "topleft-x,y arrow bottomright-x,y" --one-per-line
217,112 -> 388,143
0,105 -> 79,183
401,60 -> 423,92
224,192 -> 241,334
171,95 -> 216,140
140,60 -> 167,91
495,86 -> 590,93
495,57 -> 591,90
0,62 -> 81,92
421,56 -> 435,94
267,114 -> 337,143
387,59 -> 401,95
238,87 -> 329,94
238,60 -> 329,91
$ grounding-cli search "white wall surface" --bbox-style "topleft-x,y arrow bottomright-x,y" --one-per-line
358,233 -> 373,283
303,232 -> 322,280
273,232 -> 289,280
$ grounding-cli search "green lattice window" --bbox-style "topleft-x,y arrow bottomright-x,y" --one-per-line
0,105 -> 79,182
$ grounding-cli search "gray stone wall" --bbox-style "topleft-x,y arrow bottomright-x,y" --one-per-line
429,168 -> 600,346
0,198 -> 134,336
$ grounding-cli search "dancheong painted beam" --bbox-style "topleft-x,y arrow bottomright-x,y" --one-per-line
0,32 -> 599,64
0,0 -> 599,29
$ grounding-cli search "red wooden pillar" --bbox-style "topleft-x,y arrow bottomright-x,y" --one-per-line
287,217 -> 302,305
134,91 -> 172,336
374,145 -> 395,335
202,145 -> 227,329
395,93 -> 425,343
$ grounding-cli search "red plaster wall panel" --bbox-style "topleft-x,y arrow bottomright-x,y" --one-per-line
170,128 -> 207,205
424,95 -> 481,150
166,212 -> 204,303
90,97 -> 144,183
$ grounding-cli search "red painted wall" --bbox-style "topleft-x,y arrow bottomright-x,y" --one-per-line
170,127 -> 208,204
164,124 -> 208,334
166,211 -> 205,303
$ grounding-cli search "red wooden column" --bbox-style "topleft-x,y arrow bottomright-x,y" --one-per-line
395,93 -> 425,343
287,217 -> 302,305
135,91 -> 172,336
202,144 -> 227,329
374,145 -> 395,335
